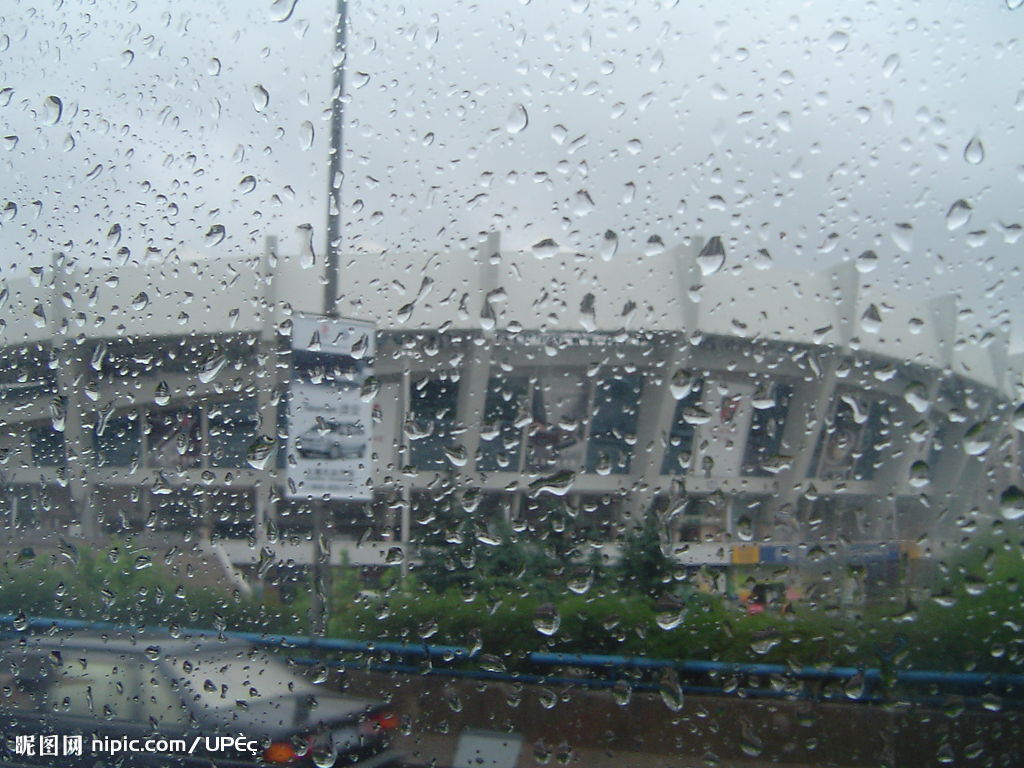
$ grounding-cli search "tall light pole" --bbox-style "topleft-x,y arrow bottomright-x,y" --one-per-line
310,0 -> 348,638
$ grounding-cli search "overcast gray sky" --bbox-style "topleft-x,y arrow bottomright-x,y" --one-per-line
1,0 -> 1021,347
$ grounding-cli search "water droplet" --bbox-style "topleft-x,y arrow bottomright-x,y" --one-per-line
882,53 -> 900,78
12,611 -> 28,632
999,486 -> 1024,521
682,407 -> 711,426
385,546 -> 404,565
658,669 -> 684,712
567,568 -> 593,595
1007,0 -> 1023,10
132,292 -> 149,310
572,189 -> 594,217
645,235 -> 665,256
655,595 -> 686,630
736,516 -> 753,542
1012,404 -> 1024,431
892,223 -> 913,252
50,397 -> 66,432
533,604 -> 560,636
670,370 -> 695,400
579,292 -> 596,332
528,470 -> 575,497
199,354 -> 227,384
299,120 -> 314,151
205,224 -> 226,247
964,136 -> 984,165
963,424 -> 991,456
239,175 -> 257,194
600,230 -> 618,261
246,436 -> 276,470
57,538 -> 78,565
208,57 -> 221,76
538,689 -> 557,710
697,236 -> 725,276
443,444 -> 468,467
904,382 -> 930,413
861,304 -> 882,334
251,84 -> 270,112
946,199 -> 972,231
135,554 -> 152,570
531,238 -> 559,260
360,376 -> 380,402
2,135 -> 17,151
751,248 -> 772,270
121,49 -> 134,67
298,223 -> 316,268
154,381 -> 171,406
909,461 -> 930,488
352,72 -> 371,88
826,31 -> 849,52
855,249 -> 878,273
612,680 -> 631,707
506,103 -> 529,134
269,0 -> 299,22
43,96 -> 63,125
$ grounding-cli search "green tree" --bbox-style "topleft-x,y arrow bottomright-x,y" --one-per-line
617,508 -> 672,598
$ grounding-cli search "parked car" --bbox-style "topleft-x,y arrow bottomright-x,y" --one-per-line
296,419 -> 367,460
0,633 -> 403,767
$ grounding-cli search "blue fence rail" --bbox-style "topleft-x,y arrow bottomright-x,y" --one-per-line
2,615 -> 1021,708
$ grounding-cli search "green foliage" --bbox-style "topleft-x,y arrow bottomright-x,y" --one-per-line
615,509 -> 673,598
0,540 -> 303,635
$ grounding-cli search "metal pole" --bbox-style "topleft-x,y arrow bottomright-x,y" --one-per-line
311,0 -> 347,637
324,0 -> 347,320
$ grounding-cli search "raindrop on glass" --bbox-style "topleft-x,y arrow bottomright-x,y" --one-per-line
506,103 -> 529,134
945,199 -> 972,231
251,84 -> 270,112
963,136 -> 984,165
600,230 -> 618,261
205,224 -> 226,247
43,96 -> 63,125
826,31 -> 849,52
299,120 -> 314,151
696,236 -> 726,276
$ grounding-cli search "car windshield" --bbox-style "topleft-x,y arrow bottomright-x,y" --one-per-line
168,650 -> 319,710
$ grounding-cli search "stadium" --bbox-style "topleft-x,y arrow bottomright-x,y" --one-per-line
0,234 -> 1019,603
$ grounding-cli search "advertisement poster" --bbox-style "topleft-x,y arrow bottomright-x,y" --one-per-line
287,315 -> 375,500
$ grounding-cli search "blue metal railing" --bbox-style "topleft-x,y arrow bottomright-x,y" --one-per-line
2,615 -> 1021,707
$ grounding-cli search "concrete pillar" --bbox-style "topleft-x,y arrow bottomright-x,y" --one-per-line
51,254 -> 97,540
627,337 -> 692,524
454,338 -> 491,477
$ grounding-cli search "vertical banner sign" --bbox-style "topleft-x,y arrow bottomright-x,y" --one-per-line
287,315 -> 375,500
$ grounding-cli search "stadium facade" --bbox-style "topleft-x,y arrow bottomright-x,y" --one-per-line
1,235 -> 1020,599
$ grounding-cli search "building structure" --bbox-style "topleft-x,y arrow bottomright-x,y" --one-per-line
0,236 -> 1019,599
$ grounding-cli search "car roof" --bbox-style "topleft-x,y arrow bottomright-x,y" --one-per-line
0,631 -> 254,656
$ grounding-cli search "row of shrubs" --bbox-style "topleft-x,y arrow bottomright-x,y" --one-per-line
0,533 -> 1020,675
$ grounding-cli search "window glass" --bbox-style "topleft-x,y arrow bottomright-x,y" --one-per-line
410,377 -> 459,470
586,373 -> 642,475
1,2 -> 1022,767
208,398 -> 258,468
476,376 -> 527,472
94,411 -> 140,468
146,407 -> 202,471
527,371 -> 589,471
